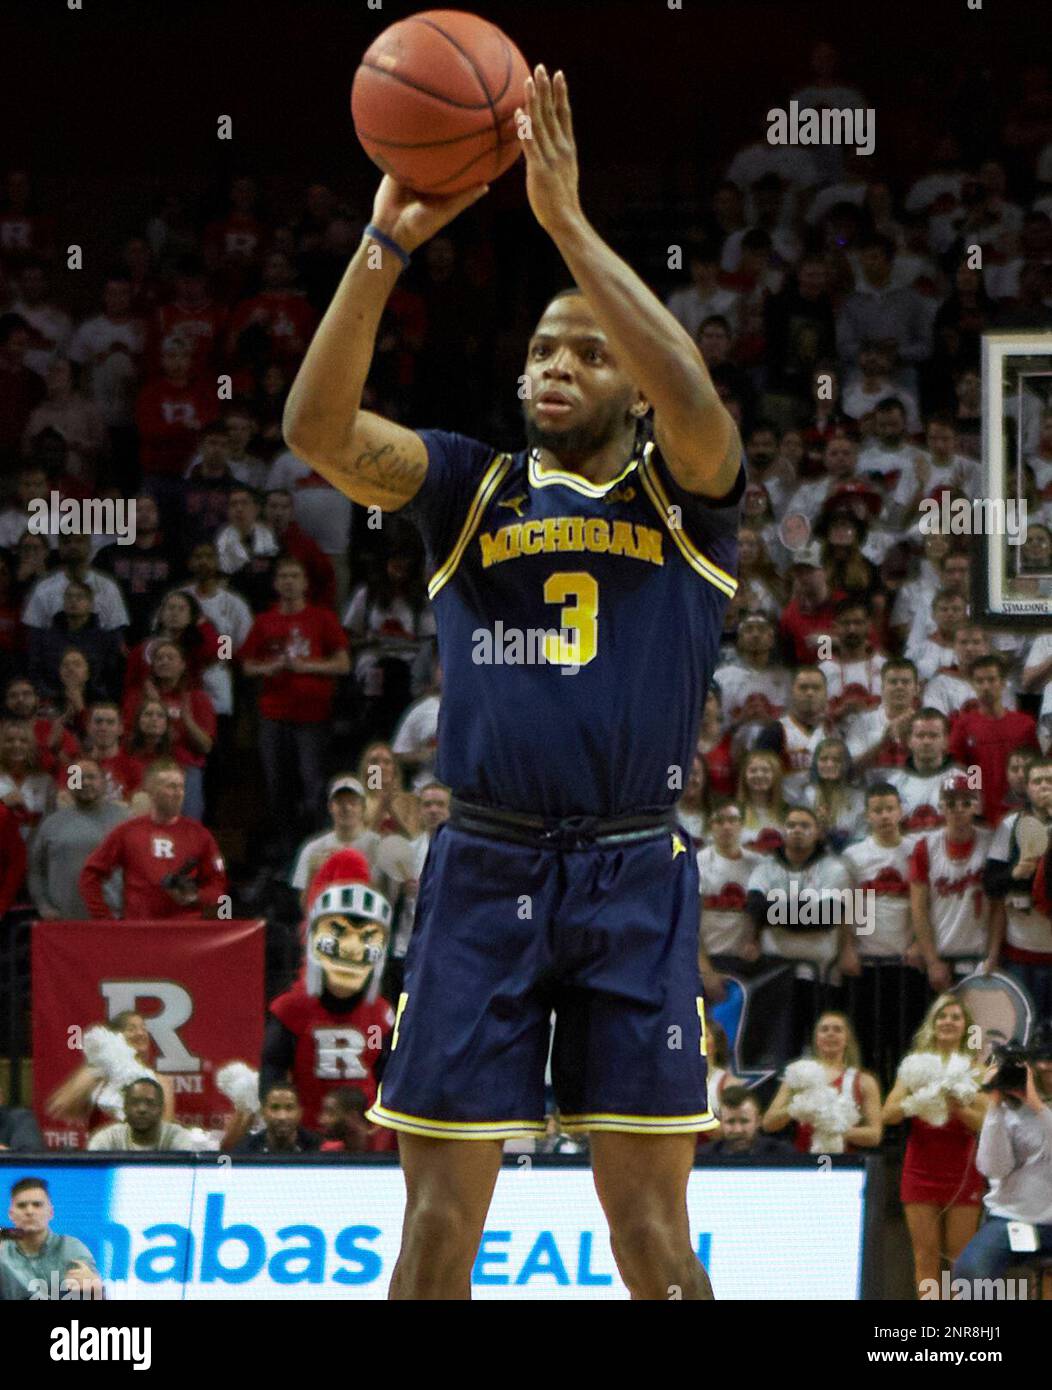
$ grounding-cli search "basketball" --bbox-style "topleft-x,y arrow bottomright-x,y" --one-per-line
351,9 -> 530,195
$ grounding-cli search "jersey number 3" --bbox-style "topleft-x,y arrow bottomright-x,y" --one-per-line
543,572 -> 598,668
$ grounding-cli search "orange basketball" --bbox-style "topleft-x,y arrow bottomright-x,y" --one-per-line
351,9 -> 530,195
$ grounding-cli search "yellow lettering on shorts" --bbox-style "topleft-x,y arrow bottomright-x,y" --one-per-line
392,992 -> 409,1051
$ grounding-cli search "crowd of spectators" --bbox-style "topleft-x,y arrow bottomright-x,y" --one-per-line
2,39 -> 1052,1296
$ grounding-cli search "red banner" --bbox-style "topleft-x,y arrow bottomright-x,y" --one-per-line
32,919 -> 264,1150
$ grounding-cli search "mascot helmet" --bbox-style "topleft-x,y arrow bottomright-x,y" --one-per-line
305,854 -> 392,1002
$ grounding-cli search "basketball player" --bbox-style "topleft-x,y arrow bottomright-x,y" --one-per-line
284,66 -> 743,1300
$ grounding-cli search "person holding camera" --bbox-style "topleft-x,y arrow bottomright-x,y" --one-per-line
78,758 -> 227,919
952,1028 -> 1052,1290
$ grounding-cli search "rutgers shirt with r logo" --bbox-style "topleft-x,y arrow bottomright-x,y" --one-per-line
842,834 -> 916,957
79,814 -> 227,919
697,845 -> 761,956
908,827 -> 991,958
268,979 -> 394,1129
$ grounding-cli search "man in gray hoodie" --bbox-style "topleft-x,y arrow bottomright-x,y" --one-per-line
27,758 -> 127,918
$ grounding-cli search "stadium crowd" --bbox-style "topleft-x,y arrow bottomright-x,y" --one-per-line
2,40 -> 1052,1295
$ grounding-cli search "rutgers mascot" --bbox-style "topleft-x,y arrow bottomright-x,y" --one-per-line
263,849 -> 396,1145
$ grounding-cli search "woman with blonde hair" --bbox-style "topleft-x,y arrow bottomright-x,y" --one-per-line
357,740 -> 421,838
762,1010 -> 883,1153
45,1010 -> 175,1131
803,737 -> 866,852
737,749 -> 788,854
882,993 -> 987,1297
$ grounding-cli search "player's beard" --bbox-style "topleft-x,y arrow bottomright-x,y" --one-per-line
522,396 -> 634,466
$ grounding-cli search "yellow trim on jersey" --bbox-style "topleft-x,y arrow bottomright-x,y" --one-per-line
558,1110 -> 720,1135
638,443 -> 739,598
427,453 -> 513,601
528,449 -> 639,498
367,1092 -> 547,1140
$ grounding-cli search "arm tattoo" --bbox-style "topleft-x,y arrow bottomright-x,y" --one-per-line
346,442 -> 425,499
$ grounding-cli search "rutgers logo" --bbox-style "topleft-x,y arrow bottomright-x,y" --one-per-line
99,981 -> 200,1073
313,1027 -> 368,1080
152,838 -> 175,859
932,870 -> 982,897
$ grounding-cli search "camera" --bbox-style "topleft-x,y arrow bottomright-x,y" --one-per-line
160,858 -> 200,896
160,871 -> 196,893
983,1043 -> 1030,1096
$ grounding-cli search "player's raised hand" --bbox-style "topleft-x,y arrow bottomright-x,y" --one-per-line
518,66 -> 583,235
369,175 -> 489,255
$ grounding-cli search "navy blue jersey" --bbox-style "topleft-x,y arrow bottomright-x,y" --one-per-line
399,430 -> 743,817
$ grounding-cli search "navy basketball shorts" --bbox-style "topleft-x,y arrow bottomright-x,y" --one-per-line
368,821 -> 715,1140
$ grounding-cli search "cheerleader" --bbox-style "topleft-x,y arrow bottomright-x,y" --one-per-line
762,1011 -> 883,1152
45,1011 -> 174,1137
882,993 -> 987,1296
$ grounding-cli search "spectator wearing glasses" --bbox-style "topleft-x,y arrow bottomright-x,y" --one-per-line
907,774 -> 991,993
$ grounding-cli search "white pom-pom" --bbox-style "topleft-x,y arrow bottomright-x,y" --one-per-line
785,1059 -> 827,1092
788,1090 -> 826,1126
943,1053 -> 980,1104
788,1083 -> 859,1138
830,1090 -> 861,1133
812,1130 -> 846,1154
898,1051 -> 979,1126
92,1083 -> 126,1120
902,1081 -> 949,1126
216,1062 -> 260,1115
897,1052 -> 942,1092
82,1025 -> 154,1089
184,1127 -> 218,1152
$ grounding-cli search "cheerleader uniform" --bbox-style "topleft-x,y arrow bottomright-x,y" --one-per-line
900,1111 -> 985,1207
793,1067 -> 863,1153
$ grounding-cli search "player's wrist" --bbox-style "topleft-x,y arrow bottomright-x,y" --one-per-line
540,204 -> 589,246
363,223 -> 411,268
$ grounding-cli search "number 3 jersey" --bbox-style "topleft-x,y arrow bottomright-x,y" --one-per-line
399,430 -> 743,818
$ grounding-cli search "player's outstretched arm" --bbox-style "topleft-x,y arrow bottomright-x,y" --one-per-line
518,66 -> 740,499
283,176 -> 488,510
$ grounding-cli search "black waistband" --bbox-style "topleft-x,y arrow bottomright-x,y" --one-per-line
448,797 -> 679,850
